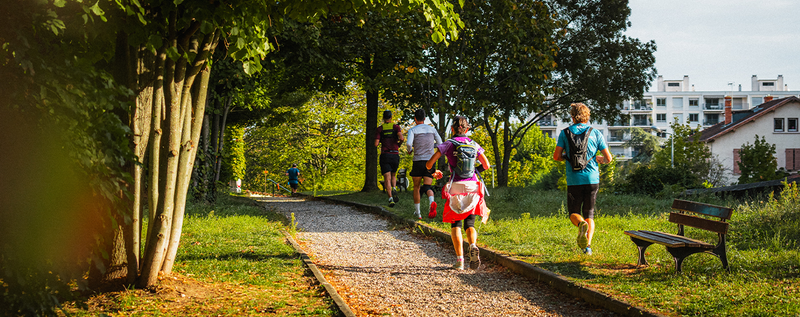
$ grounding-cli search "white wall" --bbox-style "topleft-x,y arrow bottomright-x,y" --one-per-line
707,101 -> 800,184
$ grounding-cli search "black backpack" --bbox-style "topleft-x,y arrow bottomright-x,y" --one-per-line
448,138 -> 479,179
563,127 -> 593,171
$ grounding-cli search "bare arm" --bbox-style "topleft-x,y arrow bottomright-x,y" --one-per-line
426,149 -> 442,170
478,153 -> 490,170
553,146 -> 565,161
598,148 -> 613,164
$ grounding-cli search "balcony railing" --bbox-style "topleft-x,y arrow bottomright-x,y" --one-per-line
629,105 -> 652,111
703,120 -> 720,126
538,120 -> 555,126
609,136 -> 629,142
633,120 -> 652,126
704,104 -> 722,110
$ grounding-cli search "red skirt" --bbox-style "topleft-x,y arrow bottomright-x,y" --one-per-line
442,181 -> 489,223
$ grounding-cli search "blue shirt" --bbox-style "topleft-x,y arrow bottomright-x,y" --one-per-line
287,168 -> 300,183
556,123 -> 607,186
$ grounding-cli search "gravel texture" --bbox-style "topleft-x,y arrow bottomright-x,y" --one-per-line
261,196 -> 616,317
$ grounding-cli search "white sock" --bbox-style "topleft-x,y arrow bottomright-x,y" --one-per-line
457,256 -> 464,261
414,203 -> 420,213
428,195 -> 435,203
470,243 -> 477,248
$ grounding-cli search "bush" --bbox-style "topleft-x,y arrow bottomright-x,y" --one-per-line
617,164 -> 700,196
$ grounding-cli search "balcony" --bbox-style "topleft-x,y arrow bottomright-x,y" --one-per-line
609,135 -> 629,142
633,120 -> 652,126
703,120 -> 720,126
538,120 -> 555,126
628,105 -> 652,112
704,104 -> 723,111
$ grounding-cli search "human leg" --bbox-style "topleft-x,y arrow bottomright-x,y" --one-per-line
581,184 -> 599,248
567,185 -> 589,249
450,222 -> 465,270
412,176 -> 422,204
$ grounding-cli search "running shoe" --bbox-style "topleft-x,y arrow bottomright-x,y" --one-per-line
583,246 -> 593,255
428,201 -> 437,219
392,189 -> 398,203
469,245 -> 481,270
452,260 -> 464,270
388,197 -> 395,207
577,221 -> 589,249
414,210 -> 422,219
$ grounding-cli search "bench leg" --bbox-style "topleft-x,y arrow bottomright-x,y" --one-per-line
714,234 -> 729,272
666,246 -> 708,273
629,237 -> 653,266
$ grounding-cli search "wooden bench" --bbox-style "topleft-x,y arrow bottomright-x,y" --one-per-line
624,199 -> 734,273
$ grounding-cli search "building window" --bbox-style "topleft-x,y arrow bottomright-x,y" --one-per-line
775,118 -> 785,132
705,98 -> 720,109
689,99 -> 699,107
633,114 -> 650,126
763,82 -> 775,87
668,83 -> 680,87
733,149 -> 741,175
673,113 -> 683,124
656,113 -> 666,123
688,113 -> 699,122
704,114 -> 720,125
789,118 -> 798,132
787,149 -> 800,171
656,98 -> 666,107
752,97 -> 763,106
673,97 -> 683,108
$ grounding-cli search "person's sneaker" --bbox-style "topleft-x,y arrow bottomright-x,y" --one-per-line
392,189 -> 398,203
388,197 -> 395,207
428,201 -> 437,219
452,260 -> 464,270
577,221 -> 589,249
414,210 -> 422,219
583,246 -> 593,255
469,245 -> 481,270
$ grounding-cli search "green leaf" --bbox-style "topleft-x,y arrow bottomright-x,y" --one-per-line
89,2 -> 105,16
174,0 -> 184,5
200,21 -> 214,34
53,0 -> 66,8
236,37 -> 245,50
166,46 -> 180,61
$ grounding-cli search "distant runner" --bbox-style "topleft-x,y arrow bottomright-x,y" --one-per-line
406,109 -> 442,219
427,115 -> 491,270
552,103 -> 613,255
286,164 -> 301,194
375,110 -> 405,207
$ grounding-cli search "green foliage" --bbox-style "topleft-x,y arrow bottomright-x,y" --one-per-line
617,164 -> 700,196
246,82 -> 368,193
622,127 -> 662,162
651,122 -> 713,181
738,135 -> 780,184
221,125 -> 247,181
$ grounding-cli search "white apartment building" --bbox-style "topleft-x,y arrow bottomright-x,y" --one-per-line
538,75 -> 800,160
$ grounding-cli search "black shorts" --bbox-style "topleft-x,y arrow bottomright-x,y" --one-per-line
567,184 -> 599,219
451,214 -> 477,229
289,182 -> 299,190
380,153 -> 400,175
409,160 -> 435,178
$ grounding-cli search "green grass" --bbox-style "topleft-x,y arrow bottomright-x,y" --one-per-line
62,195 -> 337,316
329,183 -> 800,316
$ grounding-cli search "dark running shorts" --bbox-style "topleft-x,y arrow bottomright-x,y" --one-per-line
409,160 -> 435,178
567,183 -> 599,219
380,153 -> 400,175
451,214 -> 477,229
289,182 -> 299,190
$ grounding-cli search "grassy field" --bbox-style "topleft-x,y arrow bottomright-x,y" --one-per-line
321,183 -> 800,316
61,195 -> 337,316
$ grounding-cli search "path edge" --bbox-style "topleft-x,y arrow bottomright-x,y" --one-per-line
281,229 -> 357,317
300,194 -> 667,317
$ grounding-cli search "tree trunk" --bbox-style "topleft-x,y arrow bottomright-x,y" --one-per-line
362,88 -> 379,192
213,95 -> 232,183
499,114 -> 512,187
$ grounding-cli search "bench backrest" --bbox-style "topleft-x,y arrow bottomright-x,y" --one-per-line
670,199 -> 734,235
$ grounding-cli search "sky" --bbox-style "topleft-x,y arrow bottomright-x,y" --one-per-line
625,0 -> 800,92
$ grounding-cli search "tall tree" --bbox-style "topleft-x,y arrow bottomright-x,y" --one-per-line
737,135 -> 779,184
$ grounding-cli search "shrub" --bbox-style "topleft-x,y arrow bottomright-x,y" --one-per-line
617,164 -> 700,196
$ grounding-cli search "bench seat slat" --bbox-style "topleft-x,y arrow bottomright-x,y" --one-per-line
669,212 -> 729,234
624,230 -> 714,248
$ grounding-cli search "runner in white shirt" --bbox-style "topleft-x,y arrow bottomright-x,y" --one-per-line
406,109 -> 443,219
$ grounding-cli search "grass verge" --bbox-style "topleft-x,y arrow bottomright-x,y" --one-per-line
323,183 -> 800,316
61,195 -> 337,316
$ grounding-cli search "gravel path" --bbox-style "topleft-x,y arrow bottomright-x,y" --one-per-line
260,196 -> 616,317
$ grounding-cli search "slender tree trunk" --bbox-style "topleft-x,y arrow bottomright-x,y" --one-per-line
362,88 -> 379,192
499,114 -> 512,187
213,95 -> 232,183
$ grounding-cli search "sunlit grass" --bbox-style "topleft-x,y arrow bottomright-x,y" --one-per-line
331,183 -> 800,316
